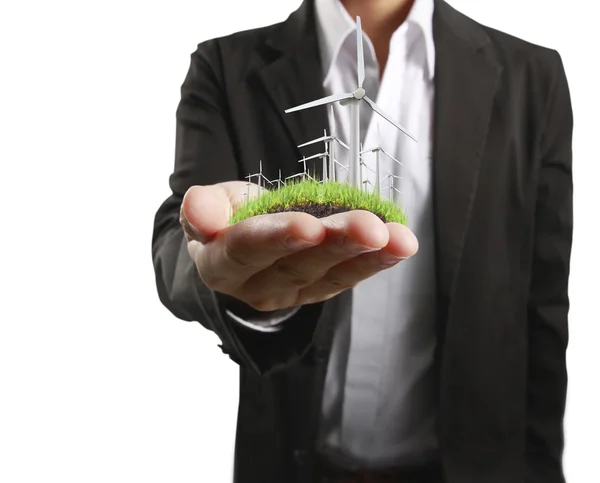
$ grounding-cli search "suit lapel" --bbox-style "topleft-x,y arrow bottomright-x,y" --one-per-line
255,0 -> 329,177
432,0 -> 503,305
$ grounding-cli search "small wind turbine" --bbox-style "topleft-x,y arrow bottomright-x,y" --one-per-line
285,17 -> 416,189
298,128 -> 349,183
361,124 -> 404,195
383,171 -> 403,201
298,106 -> 349,182
286,171 -> 313,183
359,142 -> 365,189
299,156 -> 308,175
301,149 -> 330,183
245,172 -> 261,197
287,156 -> 315,182
245,160 -> 272,197
273,169 -> 286,189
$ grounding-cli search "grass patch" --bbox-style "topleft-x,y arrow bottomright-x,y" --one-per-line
229,178 -> 407,225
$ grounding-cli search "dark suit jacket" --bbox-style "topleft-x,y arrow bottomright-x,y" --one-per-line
151,1 -> 573,482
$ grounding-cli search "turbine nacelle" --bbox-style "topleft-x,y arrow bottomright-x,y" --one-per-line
353,87 -> 366,99
339,88 -> 366,106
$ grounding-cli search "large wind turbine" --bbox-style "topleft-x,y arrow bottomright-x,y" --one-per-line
285,16 -> 416,188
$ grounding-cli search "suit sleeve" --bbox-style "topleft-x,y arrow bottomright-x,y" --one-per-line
151,41 -> 325,376
525,50 -> 573,483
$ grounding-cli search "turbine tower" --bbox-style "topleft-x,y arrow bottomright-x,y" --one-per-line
285,16 -> 416,189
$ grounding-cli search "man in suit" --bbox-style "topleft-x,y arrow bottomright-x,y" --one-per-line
151,0 -> 573,482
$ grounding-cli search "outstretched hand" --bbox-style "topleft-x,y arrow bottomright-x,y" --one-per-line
180,181 -> 418,311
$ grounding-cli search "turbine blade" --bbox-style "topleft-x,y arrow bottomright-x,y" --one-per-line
334,138 -> 350,150
360,146 -> 377,155
334,160 -> 349,171
356,17 -> 365,88
298,135 -> 330,148
302,152 -> 328,161
380,148 -> 404,166
363,96 -> 417,142
285,92 -> 354,113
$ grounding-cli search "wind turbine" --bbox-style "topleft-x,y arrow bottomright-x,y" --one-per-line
288,156 -> 315,182
382,171 -> 403,201
359,142 -> 365,189
298,127 -> 349,182
298,106 -> 349,182
273,169 -> 286,189
361,124 -> 404,195
301,149 -> 329,182
285,16 -> 416,189
245,160 -> 272,197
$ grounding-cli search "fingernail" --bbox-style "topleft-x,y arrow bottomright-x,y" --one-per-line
180,212 -> 207,243
380,254 -> 410,266
285,237 -> 317,250
350,244 -> 381,254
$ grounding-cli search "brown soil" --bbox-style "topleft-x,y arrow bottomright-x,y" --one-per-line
267,203 -> 388,223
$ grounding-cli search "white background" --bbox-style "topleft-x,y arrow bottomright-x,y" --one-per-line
0,0 -> 597,481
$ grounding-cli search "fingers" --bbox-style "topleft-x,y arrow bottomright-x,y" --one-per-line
375,221 -> 419,259
180,181 -> 257,243
180,185 -> 232,244
240,210 -> 389,300
197,211 -> 326,289
181,180 -> 420,311
298,222 -> 419,303
320,209 -> 391,249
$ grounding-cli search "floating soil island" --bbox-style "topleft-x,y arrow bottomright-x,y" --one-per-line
229,178 -> 406,226
267,202 -> 388,223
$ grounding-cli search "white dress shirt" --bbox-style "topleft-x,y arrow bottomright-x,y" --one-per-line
229,0 -> 439,469
314,0 -> 438,469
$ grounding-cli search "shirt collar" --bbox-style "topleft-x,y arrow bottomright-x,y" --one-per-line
315,0 -> 435,83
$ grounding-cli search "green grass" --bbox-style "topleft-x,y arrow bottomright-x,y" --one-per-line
229,177 -> 407,225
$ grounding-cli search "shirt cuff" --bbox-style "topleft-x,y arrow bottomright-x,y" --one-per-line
225,305 -> 302,333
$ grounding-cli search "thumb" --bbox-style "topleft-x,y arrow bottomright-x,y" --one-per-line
179,181 -> 254,243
